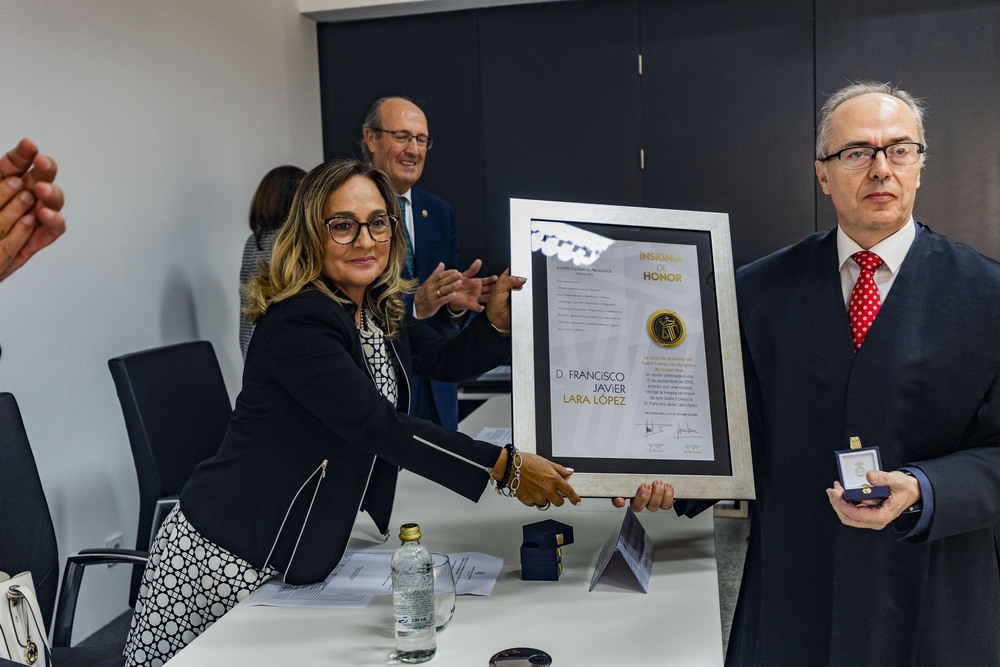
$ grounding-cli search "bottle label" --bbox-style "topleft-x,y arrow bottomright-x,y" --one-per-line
393,586 -> 434,630
392,583 -> 434,630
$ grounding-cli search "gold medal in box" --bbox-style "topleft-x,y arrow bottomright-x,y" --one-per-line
834,436 -> 890,503
648,309 -> 686,347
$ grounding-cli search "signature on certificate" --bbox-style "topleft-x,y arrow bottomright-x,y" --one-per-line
638,419 -> 704,451
638,419 -> 669,452
642,419 -> 669,436
674,422 -> 703,440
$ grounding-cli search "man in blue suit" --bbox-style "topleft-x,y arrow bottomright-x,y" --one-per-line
622,82 -> 1000,664
362,96 -> 496,430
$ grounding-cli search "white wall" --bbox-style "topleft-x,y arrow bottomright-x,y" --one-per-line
0,0 -> 323,640
299,0 -> 572,22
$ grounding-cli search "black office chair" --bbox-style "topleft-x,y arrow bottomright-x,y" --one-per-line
108,340 -> 231,603
0,392 -> 147,667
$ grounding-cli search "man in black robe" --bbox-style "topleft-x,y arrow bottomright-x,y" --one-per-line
627,82 -> 1000,665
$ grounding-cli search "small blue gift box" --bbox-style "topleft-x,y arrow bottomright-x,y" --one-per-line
835,438 -> 890,503
520,551 -> 563,581
520,544 -> 562,562
522,519 -> 574,549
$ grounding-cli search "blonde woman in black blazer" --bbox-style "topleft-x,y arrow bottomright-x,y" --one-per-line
123,159 -> 579,666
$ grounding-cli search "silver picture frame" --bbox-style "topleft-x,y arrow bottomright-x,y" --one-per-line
509,198 -> 754,500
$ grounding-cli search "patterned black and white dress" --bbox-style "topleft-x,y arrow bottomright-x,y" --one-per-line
123,306 -> 397,666
358,307 -> 398,404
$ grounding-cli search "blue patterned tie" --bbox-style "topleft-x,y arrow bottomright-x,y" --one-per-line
398,196 -> 414,280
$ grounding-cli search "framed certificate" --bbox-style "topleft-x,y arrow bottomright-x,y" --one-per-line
509,198 -> 754,499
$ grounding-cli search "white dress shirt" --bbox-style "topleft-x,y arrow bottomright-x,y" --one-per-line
836,216 -> 917,306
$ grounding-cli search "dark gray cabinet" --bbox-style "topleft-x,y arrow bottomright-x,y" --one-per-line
638,0 -> 815,267
318,0 -> 1000,272
815,0 -> 1000,257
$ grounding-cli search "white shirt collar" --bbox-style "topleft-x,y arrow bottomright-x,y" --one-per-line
837,217 -> 916,275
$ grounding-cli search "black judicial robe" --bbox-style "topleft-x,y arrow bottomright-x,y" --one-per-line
725,225 -> 1000,665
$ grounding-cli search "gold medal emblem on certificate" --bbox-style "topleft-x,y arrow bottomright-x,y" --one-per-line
648,309 -> 686,347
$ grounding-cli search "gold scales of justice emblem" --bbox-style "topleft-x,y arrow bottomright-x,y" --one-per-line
647,309 -> 686,347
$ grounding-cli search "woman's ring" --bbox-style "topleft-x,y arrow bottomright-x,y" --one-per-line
538,501 -> 551,511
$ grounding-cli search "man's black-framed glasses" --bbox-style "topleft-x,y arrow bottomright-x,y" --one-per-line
820,142 -> 925,170
371,127 -> 433,149
323,215 -> 398,245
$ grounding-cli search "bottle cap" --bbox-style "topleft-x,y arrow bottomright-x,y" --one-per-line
399,523 -> 421,542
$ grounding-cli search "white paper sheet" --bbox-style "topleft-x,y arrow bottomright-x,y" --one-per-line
473,426 -> 513,447
445,551 -> 503,597
544,235 -> 715,461
250,550 -> 503,609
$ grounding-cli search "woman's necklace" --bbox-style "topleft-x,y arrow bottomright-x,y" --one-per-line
358,304 -> 369,332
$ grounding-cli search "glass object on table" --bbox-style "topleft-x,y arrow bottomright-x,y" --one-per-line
431,553 -> 456,630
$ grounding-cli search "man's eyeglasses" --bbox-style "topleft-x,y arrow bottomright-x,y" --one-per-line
371,127 -> 433,149
819,142 -> 925,170
323,215 -> 398,245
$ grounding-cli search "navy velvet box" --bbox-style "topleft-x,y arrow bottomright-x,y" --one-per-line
521,521 -> 571,581
520,544 -> 562,563
835,444 -> 890,504
522,519 -> 574,548
520,548 -> 563,581
521,565 -> 562,581
844,485 -> 890,502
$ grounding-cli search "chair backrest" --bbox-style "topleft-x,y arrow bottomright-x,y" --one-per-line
0,393 -> 60,630
108,341 -> 231,551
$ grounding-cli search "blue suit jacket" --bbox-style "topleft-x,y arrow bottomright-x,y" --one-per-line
408,186 -> 466,430
722,223 -> 1000,665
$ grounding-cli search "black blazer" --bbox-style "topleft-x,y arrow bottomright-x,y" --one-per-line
181,281 -> 510,584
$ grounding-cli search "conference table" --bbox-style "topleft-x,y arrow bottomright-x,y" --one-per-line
167,396 -> 724,666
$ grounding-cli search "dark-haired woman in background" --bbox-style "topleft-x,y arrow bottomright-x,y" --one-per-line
239,165 -> 305,357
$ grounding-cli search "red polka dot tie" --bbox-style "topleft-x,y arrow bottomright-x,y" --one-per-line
849,250 -> 884,351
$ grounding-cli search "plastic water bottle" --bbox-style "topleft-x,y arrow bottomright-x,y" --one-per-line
391,523 -> 436,663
